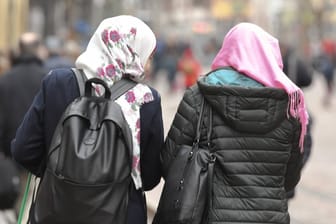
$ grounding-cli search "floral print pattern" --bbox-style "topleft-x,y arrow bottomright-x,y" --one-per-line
144,92 -> 152,103
95,27 -> 141,85
97,25 -> 154,188
102,29 -> 109,44
105,64 -> 116,77
115,83 -> 154,189
97,67 -> 105,77
75,16 -> 157,190
125,91 -> 136,103
116,58 -> 124,69
110,30 -> 121,42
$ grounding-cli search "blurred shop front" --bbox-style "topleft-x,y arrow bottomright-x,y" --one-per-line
0,0 -> 255,61
0,0 -> 102,52
1,0 -> 336,52
0,0 -> 29,51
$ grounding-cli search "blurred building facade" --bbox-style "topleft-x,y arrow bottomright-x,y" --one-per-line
0,0 -> 336,57
0,0 -> 29,51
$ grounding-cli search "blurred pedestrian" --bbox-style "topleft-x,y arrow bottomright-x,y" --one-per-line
203,37 -> 221,66
0,32 -> 47,218
150,34 -> 166,81
203,37 -> 220,56
158,23 -> 307,223
280,42 -> 314,199
11,15 -> 163,224
161,38 -> 179,91
313,39 -> 335,107
280,42 -> 313,88
177,46 -> 202,88
44,36 -> 74,72
0,32 -> 47,157
63,40 -> 82,64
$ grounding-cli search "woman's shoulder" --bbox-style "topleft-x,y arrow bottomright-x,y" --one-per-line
42,68 -> 77,90
42,68 -> 75,84
40,68 -> 79,102
139,85 -> 162,114
45,68 -> 76,81
148,86 -> 160,101
136,84 -> 161,103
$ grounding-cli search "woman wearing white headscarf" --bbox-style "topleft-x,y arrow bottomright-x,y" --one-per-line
12,15 -> 164,224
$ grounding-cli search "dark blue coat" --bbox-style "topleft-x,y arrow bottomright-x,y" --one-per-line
11,68 -> 164,224
0,56 -> 46,156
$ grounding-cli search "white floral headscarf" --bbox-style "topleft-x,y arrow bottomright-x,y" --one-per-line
75,15 -> 156,189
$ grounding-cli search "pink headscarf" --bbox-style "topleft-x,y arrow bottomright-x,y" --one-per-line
211,23 -> 308,152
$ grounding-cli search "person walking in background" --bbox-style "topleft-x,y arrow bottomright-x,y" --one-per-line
280,42 -> 313,88
280,42 -> 314,199
44,36 -> 74,72
0,32 -> 47,157
159,23 -> 307,223
177,45 -> 202,88
313,39 -> 335,107
11,15 -> 163,224
150,34 -> 166,81
0,32 -> 47,217
161,38 -> 179,91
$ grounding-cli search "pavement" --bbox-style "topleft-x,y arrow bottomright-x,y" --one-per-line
146,72 -> 336,224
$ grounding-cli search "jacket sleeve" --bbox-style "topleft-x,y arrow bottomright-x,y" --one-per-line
11,79 -> 46,176
161,88 -> 199,179
140,89 -> 164,191
284,118 -> 304,191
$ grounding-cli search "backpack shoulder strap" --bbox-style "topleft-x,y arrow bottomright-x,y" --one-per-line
72,68 -> 137,100
71,68 -> 87,96
110,78 -> 137,100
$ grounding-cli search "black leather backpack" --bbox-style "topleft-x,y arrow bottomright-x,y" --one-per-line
31,69 -> 136,224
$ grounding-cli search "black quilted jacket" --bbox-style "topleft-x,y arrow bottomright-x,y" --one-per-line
162,77 -> 303,224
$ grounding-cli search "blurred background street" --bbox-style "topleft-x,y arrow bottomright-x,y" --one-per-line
0,0 -> 336,223
2,0 -> 336,69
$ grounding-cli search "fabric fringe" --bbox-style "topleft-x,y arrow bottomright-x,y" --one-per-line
288,90 -> 308,153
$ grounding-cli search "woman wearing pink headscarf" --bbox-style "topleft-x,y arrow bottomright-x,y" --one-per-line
159,23 -> 307,223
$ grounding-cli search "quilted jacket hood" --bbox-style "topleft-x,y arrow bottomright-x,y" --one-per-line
197,76 -> 289,134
